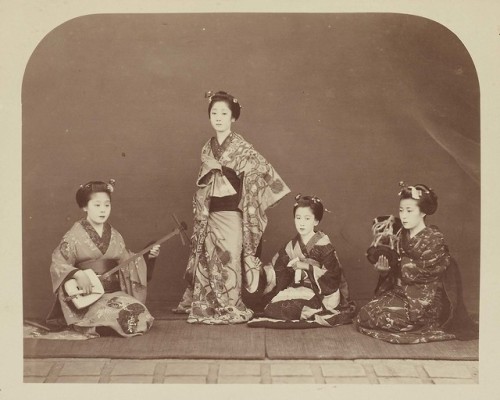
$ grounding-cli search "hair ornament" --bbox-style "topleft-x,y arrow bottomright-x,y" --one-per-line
398,181 -> 430,200
205,91 -> 214,101
107,179 -> 116,193
293,193 -> 301,207
233,97 -> 242,108
312,195 -> 332,213
398,181 -> 408,195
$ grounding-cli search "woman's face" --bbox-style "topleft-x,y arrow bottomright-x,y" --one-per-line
210,101 -> 234,134
399,198 -> 425,231
294,206 -> 319,238
83,192 -> 111,226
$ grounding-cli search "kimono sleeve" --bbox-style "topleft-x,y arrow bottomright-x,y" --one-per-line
271,245 -> 295,292
401,229 -> 450,284
244,150 -> 290,211
49,234 -> 78,294
239,148 -> 290,292
114,231 -> 148,289
307,243 -> 342,296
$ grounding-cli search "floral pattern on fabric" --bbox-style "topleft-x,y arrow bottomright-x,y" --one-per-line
47,220 -> 153,338
187,211 -> 254,324
355,225 -> 457,343
177,132 -> 290,324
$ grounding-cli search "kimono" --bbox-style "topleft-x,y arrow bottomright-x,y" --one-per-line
175,132 -> 290,324
355,225 -> 478,343
248,231 -> 356,328
47,219 -> 154,338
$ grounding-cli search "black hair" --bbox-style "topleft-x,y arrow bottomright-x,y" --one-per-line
399,183 -> 438,215
207,91 -> 241,121
293,195 -> 324,222
76,181 -> 113,208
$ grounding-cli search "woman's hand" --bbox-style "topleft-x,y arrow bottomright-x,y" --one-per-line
292,260 -> 309,271
374,255 -> 391,274
74,270 -> 93,295
149,245 -> 160,258
203,157 -> 222,172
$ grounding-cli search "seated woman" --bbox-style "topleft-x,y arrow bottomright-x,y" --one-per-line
355,182 -> 478,343
248,195 -> 356,328
46,180 -> 161,338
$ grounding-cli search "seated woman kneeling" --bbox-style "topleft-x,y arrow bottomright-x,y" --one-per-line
355,182 -> 478,344
46,180 -> 160,338
249,195 -> 356,328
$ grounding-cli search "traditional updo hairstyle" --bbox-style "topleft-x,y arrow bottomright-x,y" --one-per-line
398,182 -> 438,216
76,179 -> 115,208
293,195 -> 325,222
206,91 -> 241,121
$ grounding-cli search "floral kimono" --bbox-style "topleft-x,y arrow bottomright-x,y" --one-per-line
355,225 -> 478,343
248,231 -> 356,328
47,219 -> 154,338
176,132 -> 290,324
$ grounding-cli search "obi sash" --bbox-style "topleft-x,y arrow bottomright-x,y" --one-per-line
76,259 -> 120,292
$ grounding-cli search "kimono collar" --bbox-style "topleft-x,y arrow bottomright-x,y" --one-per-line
210,132 -> 235,160
80,219 -> 112,255
298,231 -> 323,254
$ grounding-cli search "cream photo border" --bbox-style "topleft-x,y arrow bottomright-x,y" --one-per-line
0,0 -> 498,399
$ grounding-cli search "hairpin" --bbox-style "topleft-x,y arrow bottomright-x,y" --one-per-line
205,91 -> 213,101
398,181 -> 429,200
398,181 -> 406,193
107,179 -> 116,193
295,194 -> 332,213
312,196 -> 332,213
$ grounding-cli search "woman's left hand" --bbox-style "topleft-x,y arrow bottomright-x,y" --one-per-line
149,245 -> 160,258
292,260 -> 309,271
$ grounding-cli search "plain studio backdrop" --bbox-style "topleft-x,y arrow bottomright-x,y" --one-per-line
22,13 -> 479,320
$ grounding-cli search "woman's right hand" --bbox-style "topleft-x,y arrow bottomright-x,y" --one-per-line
374,255 -> 390,274
203,157 -> 222,172
74,270 -> 93,295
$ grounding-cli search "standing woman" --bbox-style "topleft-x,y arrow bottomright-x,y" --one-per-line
355,182 -> 478,343
175,91 -> 290,324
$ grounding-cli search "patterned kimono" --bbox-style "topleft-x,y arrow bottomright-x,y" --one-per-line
248,231 -> 356,328
176,132 -> 290,324
47,219 -> 154,338
356,225 -> 461,343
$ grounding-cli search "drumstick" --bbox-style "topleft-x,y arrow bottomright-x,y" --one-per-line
172,213 -> 190,246
24,319 -> 51,332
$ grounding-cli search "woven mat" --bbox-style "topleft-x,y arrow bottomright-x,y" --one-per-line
24,320 -> 265,359
24,320 -> 478,361
265,324 -> 479,360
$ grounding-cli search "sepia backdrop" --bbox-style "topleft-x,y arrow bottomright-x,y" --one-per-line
22,13 -> 480,319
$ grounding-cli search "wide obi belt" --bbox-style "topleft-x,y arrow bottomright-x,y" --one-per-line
76,258 -> 120,293
209,166 -> 242,212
